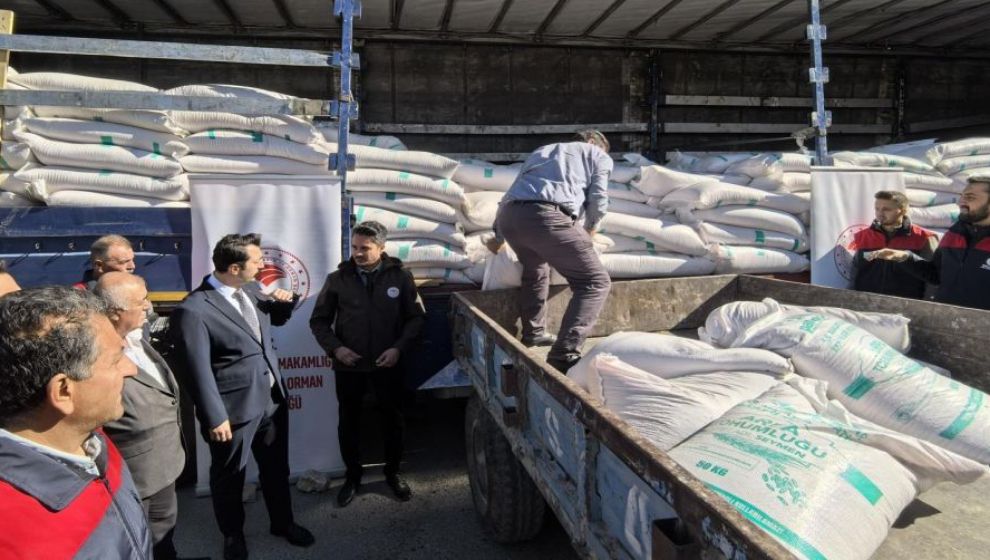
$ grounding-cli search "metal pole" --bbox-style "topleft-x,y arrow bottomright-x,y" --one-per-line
333,0 -> 361,260
807,0 -> 830,165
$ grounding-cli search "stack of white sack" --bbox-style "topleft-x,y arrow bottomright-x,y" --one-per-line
701,298 -> 990,465
1,70 -> 190,207
833,150 -> 958,237
453,158 -> 520,283
724,152 -> 814,196
670,379 -> 988,560
635,164 -> 810,274
337,145 -> 468,284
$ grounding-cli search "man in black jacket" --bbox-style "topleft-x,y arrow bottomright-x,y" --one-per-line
874,179 -> 990,310
309,221 -> 426,507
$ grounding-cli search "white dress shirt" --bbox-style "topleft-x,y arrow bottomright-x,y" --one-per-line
124,329 -> 168,389
0,429 -> 102,476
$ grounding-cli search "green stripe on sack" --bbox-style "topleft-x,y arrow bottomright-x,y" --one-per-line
99,169 -> 113,176
0,156 -> 9,170
386,192 -> 397,201
843,375 -> 876,400
484,168 -> 494,178
355,206 -> 366,221
443,243 -> 451,257
207,130 -> 217,139
441,179 -> 450,189
100,135 -> 114,146
755,230 -> 766,245
792,238 -> 800,252
706,485 -> 827,560
152,142 -> 162,155
939,389 -> 984,440
397,216 -> 410,229
370,138 -> 378,147
399,172 -> 411,180
398,244 -> 410,260
251,131 -> 263,143
841,465 -> 884,505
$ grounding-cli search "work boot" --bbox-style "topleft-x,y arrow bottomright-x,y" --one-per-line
336,479 -> 360,507
385,474 -> 412,502
522,333 -> 557,347
547,355 -> 580,374
270,523 -> 315,547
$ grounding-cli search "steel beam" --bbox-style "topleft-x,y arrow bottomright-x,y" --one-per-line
488,0 -> 513,33
0,34 -> 340,67
391,0 -> 405,31
149,0 -> 189,26
31,0 -> 73,21
713,0 -> 797,42
91,0 -> 132,28
536,0 -> 569,36
0,90 -> 329,115
669,0 -> 743,41
807,0 -> 830,163
871,1 -> 990,44
211,0 -> 242,28
628,0 -> 687,39
582,0 -> 627,37
754,0 -> 856,43
830,0 -> 958,42
439,0 -> 455,32
271,0 -> 298,28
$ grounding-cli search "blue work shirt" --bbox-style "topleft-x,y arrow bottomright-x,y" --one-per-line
501,141 -> 613,230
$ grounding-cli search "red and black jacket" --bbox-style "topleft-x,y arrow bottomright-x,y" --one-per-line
909,221 -> 990,310
851,219 -> 937,299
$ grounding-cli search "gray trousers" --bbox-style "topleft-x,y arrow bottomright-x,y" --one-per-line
497,201 -> 611,362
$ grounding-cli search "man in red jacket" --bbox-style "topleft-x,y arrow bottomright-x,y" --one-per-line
0,286 -> 150,559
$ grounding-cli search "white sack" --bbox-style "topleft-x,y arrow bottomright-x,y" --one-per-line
903,172 -> 954,191
910,204 -> 959,228
481,244 -> 566,290
178,154 -> 329,175
833,151 -> 938,175
385,239 -> 471,269
0,190 -> 40,207
172,112 -> 319,145
610,164 -> 640,184
593,233 -> 657,254
326,143 -> 459,179
44,190 -> 190,208
608,181 -> 649,203
720,174 -> 752,186
692,153 -> 758,174
22,117 -> 188,157
699,298 -> 912,353
569,331 -> 793,390
608,199 -> 663,218
408,267 -> 474,284
353,192 -> 458,223
583,353 -> 780,451
453,161 -> 518,191
316,124 -> 406,150
16,131 -> 182,178
686,206 -> 807,239
906,189 -> 959,208
346,169 -> 465,206
671,383 -> 988,560
11,163 -> 188,201
732,310 -> 990,464
632,165 -> 713,199
9,72 -> 156,92
184,130 -> 330,164
600,252 -> 715,279
712,245 -> 809,274
926,138 -> 990,165
461,191 -> 503,232
698,222 -> 808,253
30,106 -> 184,135
937,154 -> 990,175
598,213 -> 708,256
353,206 -> 465,246
749,172 -> 812,193
660,182 -> 809,214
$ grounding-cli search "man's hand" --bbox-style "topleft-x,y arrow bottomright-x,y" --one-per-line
485,238 -> 505,254
334,346 -> 362,366
210,420 -> 233,443
376,348 -> 400,368
585,226 -> 598,237
871,248 -> 910,262
269,288 -> 295,302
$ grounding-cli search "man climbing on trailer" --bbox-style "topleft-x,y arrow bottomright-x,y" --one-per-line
489,130 -> 613,373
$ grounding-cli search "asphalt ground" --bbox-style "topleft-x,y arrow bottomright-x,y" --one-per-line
172,397 -> 580,560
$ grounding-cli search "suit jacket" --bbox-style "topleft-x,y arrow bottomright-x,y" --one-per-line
103,339 -> 185,499
170,276 -> 295,430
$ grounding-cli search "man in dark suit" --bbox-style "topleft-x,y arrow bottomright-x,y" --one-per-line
170,233 -> 313,560
96,272 -> 202,560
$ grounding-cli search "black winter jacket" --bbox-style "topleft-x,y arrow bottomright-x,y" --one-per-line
309,255 -> 426,372
907,221 -> 990,310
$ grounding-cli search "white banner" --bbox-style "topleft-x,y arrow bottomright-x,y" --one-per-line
810,167 -> 905,288
189,175 -> 344,493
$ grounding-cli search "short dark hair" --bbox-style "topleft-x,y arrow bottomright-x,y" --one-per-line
212,233 -> 262,273
874,190 -> 908,210
0,259 -> 7,275
574,129 -> 610,153
352,221 -> 387,246
965,177 -> 990,194
0,286 -> 107,425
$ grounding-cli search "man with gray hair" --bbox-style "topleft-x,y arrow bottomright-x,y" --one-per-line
75,234 -> 137,290
310,220 -> 426,507
0,286 -> 150,558
490,130 -> 613,373
96,272 -> 196,560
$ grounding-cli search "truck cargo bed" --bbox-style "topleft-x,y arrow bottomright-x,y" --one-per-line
453,275 -> 989,560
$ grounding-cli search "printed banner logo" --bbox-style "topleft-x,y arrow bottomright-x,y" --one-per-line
260,246 -> 311,307
834,224 -> 869,281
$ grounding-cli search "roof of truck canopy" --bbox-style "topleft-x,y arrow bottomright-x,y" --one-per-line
1,0 -> 988,55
